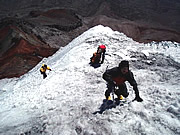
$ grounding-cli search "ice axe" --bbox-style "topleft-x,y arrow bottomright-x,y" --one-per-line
111,81 -> 116,107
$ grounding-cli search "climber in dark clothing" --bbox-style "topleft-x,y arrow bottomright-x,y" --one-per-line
90,45 -> 106,65
103,60 -> 143,102
97,44 -> 106,64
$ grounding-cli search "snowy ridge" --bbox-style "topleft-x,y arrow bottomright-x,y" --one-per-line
0,25 -> 180,135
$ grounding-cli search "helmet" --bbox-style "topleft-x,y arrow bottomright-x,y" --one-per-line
43,64 -> 47,68
99,45 -> 106,49
119,60 -> 129,69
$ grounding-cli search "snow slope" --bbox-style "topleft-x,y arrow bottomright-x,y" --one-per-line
0,25 -> 180,135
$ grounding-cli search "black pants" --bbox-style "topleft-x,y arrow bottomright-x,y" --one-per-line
105,83 -> 129,98
40,71 -> 47,79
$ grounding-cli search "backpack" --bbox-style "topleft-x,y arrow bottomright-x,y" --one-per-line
90,52 -> 101,64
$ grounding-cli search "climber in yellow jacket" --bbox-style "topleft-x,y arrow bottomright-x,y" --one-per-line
40,64 -> 51,79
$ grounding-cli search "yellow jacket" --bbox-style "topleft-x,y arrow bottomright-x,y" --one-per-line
40,64 -> 51,73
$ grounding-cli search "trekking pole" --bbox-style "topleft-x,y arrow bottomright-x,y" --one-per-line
106,65 -> 109,71
52,70 -> 56,73
111,82 -> 115,105
51,70 -> 58,74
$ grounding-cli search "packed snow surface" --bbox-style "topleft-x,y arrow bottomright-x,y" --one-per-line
0,25 -> 180,135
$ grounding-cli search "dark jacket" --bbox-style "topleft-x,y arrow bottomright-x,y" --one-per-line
103,67 -> 140,96
97,46 -> 106,63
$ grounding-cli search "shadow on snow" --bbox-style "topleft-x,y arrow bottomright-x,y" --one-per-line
93,99 -> 129,114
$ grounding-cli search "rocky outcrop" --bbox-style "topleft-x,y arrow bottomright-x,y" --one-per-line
28,9 -> 82,32
85,15 -> 180,43
0,21 -> 57,79
0,8 -> 86,79
0,38 -> 57,79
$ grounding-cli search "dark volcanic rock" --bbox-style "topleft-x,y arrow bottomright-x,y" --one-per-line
0,0 -> 179,43
0,20 -> 58,79
28,9 -> 82,32
0,38 -> 57,79
85,15 -> 180,43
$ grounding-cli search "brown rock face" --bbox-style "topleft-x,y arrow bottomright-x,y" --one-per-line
85,15 -> 180,43
0,24 -> 57,79
29,9 -> 82,31
0,8 -> 85,79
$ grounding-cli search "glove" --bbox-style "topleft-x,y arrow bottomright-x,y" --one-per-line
134,96 -> 143,102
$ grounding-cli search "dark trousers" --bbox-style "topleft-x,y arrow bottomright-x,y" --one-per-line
40,71 -> 47,79
105,83 -> 129,98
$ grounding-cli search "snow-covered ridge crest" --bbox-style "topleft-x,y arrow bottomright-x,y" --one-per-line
0,25 -> 180,135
